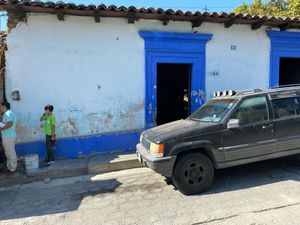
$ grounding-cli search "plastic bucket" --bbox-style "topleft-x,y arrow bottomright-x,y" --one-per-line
25,154 -> 39,176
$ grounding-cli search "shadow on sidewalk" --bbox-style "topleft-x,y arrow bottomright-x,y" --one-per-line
0,151 -> 140,188
0,177 -> 121,220
203,155 -> 300,195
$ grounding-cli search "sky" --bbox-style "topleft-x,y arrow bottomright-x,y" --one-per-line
69,0 -> 253,11
0,0 -> 254,30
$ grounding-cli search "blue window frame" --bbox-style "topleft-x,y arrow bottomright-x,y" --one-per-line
139,31 -> 213,128
268,31 -> 300,87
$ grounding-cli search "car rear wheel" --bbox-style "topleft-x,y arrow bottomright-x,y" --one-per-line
172,152 -> 214,195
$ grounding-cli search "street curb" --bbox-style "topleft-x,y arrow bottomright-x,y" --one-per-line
88,152 -> 142,174
0,152 -> 142,188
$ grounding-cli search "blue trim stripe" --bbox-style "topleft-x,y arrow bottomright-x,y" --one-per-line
16,130 -> 142,159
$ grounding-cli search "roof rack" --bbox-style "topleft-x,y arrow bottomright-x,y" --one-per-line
271,84 -> 300,89
236,89 -> 263,95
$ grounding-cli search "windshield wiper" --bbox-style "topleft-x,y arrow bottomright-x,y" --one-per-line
189,117 -> 201,121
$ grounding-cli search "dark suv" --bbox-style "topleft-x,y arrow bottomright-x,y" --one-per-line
136,86 -> 300,195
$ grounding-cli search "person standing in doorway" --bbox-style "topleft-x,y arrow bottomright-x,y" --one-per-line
0,102 -> 17,175
40,105 -> 56,165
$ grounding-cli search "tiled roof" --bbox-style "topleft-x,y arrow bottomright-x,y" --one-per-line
0,0 -> 300,30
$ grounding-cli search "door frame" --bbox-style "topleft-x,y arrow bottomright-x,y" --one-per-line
139,31 -> 213,128
268,31 -> 300,88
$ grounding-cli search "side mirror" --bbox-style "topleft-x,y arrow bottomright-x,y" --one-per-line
227,119 -> 239,129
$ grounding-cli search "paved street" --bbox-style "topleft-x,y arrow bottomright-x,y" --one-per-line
1,156 -> 300,225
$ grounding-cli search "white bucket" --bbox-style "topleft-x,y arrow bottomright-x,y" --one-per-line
25,154 -> 39,176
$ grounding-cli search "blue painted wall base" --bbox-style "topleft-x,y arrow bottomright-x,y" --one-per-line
16,130 -> 142,159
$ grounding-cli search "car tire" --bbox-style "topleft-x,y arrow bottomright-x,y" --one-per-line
172,152 -> 214,195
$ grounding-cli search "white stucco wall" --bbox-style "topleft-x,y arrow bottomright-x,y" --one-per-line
6,14 -> 271,143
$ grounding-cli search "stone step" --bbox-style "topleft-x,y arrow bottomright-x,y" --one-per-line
88,152 -> 142,174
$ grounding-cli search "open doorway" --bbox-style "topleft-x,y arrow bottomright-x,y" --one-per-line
279,57 -> 300,85
156,63 -> 191,125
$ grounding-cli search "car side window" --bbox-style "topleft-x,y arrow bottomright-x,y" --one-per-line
230,96 -> 268,125
272,97 -> 300,119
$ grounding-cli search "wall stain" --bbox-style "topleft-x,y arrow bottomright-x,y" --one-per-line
16,126 -> 42,142
88,110 -> 117,134
119,110 -> 136,127
128,101 -> 144,112
16,124 -> 27,132
59,118 -> 78,136
88,114 -> 102,134
107,111 -> 113,120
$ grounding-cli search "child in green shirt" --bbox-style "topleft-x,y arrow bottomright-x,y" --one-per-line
40,105 -> 56,165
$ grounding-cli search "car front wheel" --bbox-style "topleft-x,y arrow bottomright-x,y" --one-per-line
172,152 -> 214,195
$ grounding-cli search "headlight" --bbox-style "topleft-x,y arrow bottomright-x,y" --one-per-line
150,142 -> 164,157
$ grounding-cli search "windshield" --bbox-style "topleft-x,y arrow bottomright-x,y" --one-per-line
190,98 -> 237,122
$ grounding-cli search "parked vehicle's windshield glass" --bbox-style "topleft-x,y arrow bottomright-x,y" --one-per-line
190,98 -> 237,122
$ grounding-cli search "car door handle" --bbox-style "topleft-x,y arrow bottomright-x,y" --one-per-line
262,124 -> 274,129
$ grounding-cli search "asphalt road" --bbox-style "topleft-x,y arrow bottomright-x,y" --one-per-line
1,155 -> 300,225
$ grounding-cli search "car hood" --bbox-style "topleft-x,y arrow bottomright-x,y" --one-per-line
142,119 -> 221,143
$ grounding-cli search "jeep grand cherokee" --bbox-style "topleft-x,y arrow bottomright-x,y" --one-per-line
137,86 -> 300,195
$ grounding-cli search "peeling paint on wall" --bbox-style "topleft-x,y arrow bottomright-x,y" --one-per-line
128,102 -> 144,112
59,118 -> 78,136
12,100 -> 144,143
88,113 -> 102,134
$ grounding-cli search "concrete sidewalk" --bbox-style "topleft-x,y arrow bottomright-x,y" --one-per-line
0,152 -> 142,187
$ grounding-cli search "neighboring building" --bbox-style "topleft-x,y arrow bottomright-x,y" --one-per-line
0,1 -> 300,159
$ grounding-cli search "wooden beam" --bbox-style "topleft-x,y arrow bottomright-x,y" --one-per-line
279,23 -> 289,31
251,20 -> 265,30
14,5 -> 27,21
57,9 -> 64,21
93,10 -> 100,23
192,17 -> 203,28
128,12 -> 138,24
224,18 -> 236,28
162,16 -> 169,26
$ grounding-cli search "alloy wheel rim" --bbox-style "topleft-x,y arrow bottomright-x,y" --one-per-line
183,161 -> 205,186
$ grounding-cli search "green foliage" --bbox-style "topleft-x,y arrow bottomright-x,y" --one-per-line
234,0 -> 300,17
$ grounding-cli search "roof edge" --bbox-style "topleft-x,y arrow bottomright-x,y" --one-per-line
0,0 -> 300,31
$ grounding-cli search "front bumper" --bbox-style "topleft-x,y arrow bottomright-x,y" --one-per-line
136,143 -> 176,177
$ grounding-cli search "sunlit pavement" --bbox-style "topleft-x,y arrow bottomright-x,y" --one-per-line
1,156 -> 300,225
